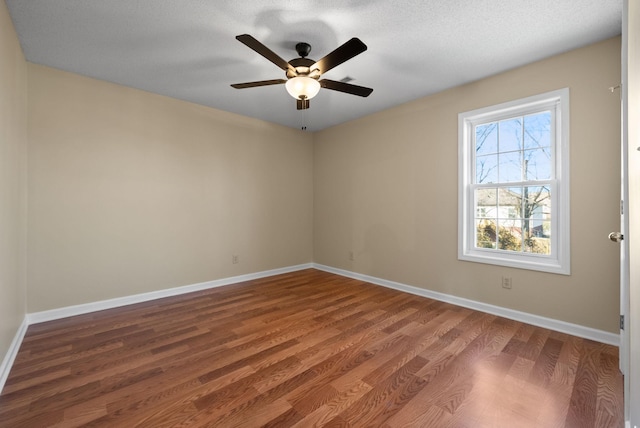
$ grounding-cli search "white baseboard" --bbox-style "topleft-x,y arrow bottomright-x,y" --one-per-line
27,263 -> 313,325
0,316 -> 28,393
313,264 -> 620,347
1,261 -> 618,396
27,262 -> 620,345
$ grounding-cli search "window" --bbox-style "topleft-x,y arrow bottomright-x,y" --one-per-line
458,89 -> 570,274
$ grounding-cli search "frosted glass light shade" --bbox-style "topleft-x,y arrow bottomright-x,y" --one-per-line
285,76 -> 321,100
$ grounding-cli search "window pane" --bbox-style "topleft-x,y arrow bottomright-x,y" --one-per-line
527,219 -> 551,238
498,187 -> 522,218
523,186 -> 551,255
524,148 -> 552,180
476,188 -> 497,218
497,219 -> 522,252
475,122 -> 498,155
524,186 -> 551,220
524,220 -> 551,254
498,151 -> 522,182
499,118 -> 522,152
476,219 -> 497,249
524,111 -> 551,150
476,154 -> 497,183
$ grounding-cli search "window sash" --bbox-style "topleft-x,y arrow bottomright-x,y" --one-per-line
472,110 -> 556,185
470,180 -> 556,257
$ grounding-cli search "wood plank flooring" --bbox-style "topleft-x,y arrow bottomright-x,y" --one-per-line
0,269 -> 624,427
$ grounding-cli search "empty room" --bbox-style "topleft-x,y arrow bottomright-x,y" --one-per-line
1,1 -> 639,427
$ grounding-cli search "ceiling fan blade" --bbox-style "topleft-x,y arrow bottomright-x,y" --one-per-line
297,98 -> 310,110
320,79 -> 373,97
231,79 -> 287,89
236,34 -> 295,73
312,38 -> 367,74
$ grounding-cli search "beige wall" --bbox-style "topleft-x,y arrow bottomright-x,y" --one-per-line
0,1 -> 28,359
314,37 -> 622,333
27,64 -> 314,312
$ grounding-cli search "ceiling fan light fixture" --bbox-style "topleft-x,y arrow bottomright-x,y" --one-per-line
285,76 -> 321,100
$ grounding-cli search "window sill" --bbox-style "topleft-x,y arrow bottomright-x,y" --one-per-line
458,250 -> 570,275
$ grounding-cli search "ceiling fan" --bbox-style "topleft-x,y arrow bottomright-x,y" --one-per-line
231,34 -> 373,110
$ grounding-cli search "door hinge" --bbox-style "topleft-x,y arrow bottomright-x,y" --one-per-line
620,315 -> 625,330
621,200 -> 624,216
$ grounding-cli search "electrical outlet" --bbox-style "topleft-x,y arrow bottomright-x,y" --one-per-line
349,251 -> 355,261
501,276 -> 512,289
232,255 -> 239,264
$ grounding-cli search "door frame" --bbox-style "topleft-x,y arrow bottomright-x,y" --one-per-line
620,3 -> 630,422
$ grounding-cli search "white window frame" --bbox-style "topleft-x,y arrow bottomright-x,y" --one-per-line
458,88 -> 570,275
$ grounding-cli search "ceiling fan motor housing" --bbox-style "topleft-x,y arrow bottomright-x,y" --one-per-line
286,57 -> 318,79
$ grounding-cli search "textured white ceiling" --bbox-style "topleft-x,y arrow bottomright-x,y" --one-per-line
6,0 -> 622,132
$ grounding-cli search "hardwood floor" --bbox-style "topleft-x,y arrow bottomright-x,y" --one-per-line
0,269 -> 623,427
